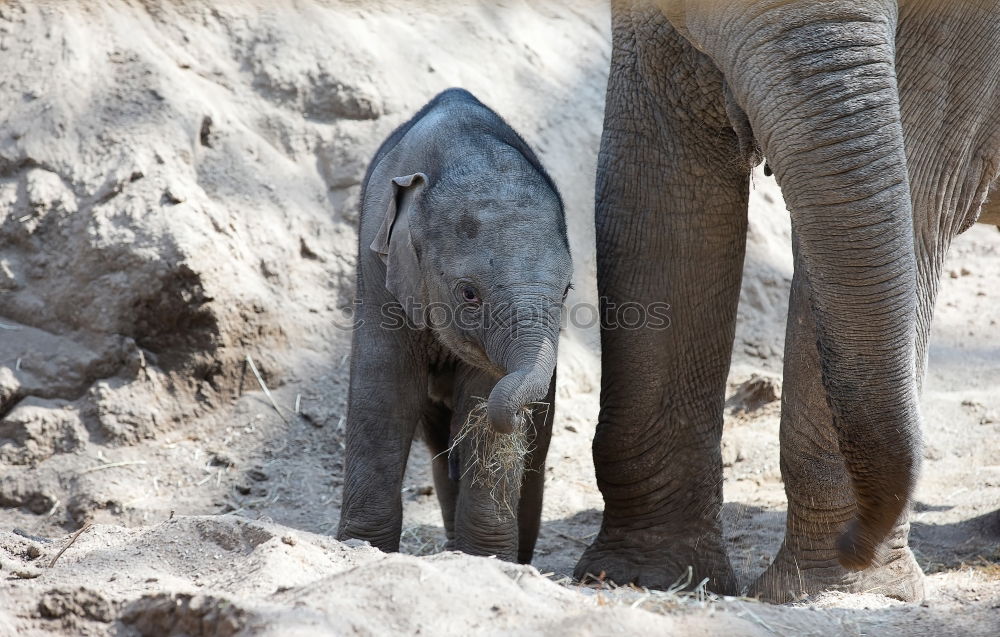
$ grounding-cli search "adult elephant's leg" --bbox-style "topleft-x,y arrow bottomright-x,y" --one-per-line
671,0 -> 928,598
744,6 -> 1000,597
516,373 -> 556,564
574,6 -> 752,593
750,241 -> 924,603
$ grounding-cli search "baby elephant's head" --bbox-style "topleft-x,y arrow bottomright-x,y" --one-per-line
371,152 -> 571,433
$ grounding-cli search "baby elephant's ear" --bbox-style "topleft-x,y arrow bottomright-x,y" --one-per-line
370,172 -> 428,327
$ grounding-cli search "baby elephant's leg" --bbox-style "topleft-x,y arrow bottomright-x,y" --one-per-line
450,378 -> 523,562
516,374 -> 556,564
421,402 -> 458,545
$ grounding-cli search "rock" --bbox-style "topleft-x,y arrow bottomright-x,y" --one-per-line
300,399 -> 340,429
121,593 -> 245,637
26,492 -> 56,514
727,374 -> 781,414
66,495 -> 125,525
0,399 -> 87,465
209,450 -> 237,468
722,441 -> 747,467
307,76 -> 382,121
85,379 -> 164,446
37,587 -> 112,622
0,478 -> 58,515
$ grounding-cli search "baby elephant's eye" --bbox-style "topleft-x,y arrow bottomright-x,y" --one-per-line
461,285 -> 481,305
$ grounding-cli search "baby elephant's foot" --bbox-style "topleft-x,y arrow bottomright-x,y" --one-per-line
451,536 -> 518,563
574,529 -> 737,594
749,541 -> 925,603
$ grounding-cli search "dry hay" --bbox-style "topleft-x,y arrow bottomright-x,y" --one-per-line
445,399 -> 547,518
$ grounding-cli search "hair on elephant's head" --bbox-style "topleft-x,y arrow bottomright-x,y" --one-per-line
371,138 -> 572,434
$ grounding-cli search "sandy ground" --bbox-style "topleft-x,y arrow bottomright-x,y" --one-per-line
1,1 -> 998,635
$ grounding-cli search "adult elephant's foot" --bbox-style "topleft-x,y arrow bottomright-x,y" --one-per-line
749,532 -> 925,603
573,526 -> 737,594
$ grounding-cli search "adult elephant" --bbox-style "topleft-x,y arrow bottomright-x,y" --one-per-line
576,0 -> 1000,603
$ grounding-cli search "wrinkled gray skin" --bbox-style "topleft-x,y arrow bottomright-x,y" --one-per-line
578,0 -> 1000,602
337,89 -> 572,563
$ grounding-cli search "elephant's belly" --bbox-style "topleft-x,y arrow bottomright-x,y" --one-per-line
427,365 -> 455,410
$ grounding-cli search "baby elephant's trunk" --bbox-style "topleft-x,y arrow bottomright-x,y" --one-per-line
486,317 -> 559,434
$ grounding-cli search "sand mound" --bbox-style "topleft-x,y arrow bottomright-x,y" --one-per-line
3,515 -> 997,636
1,1 -> 998,635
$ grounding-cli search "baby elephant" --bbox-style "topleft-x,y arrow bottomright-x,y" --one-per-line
337,88 -> 572,563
